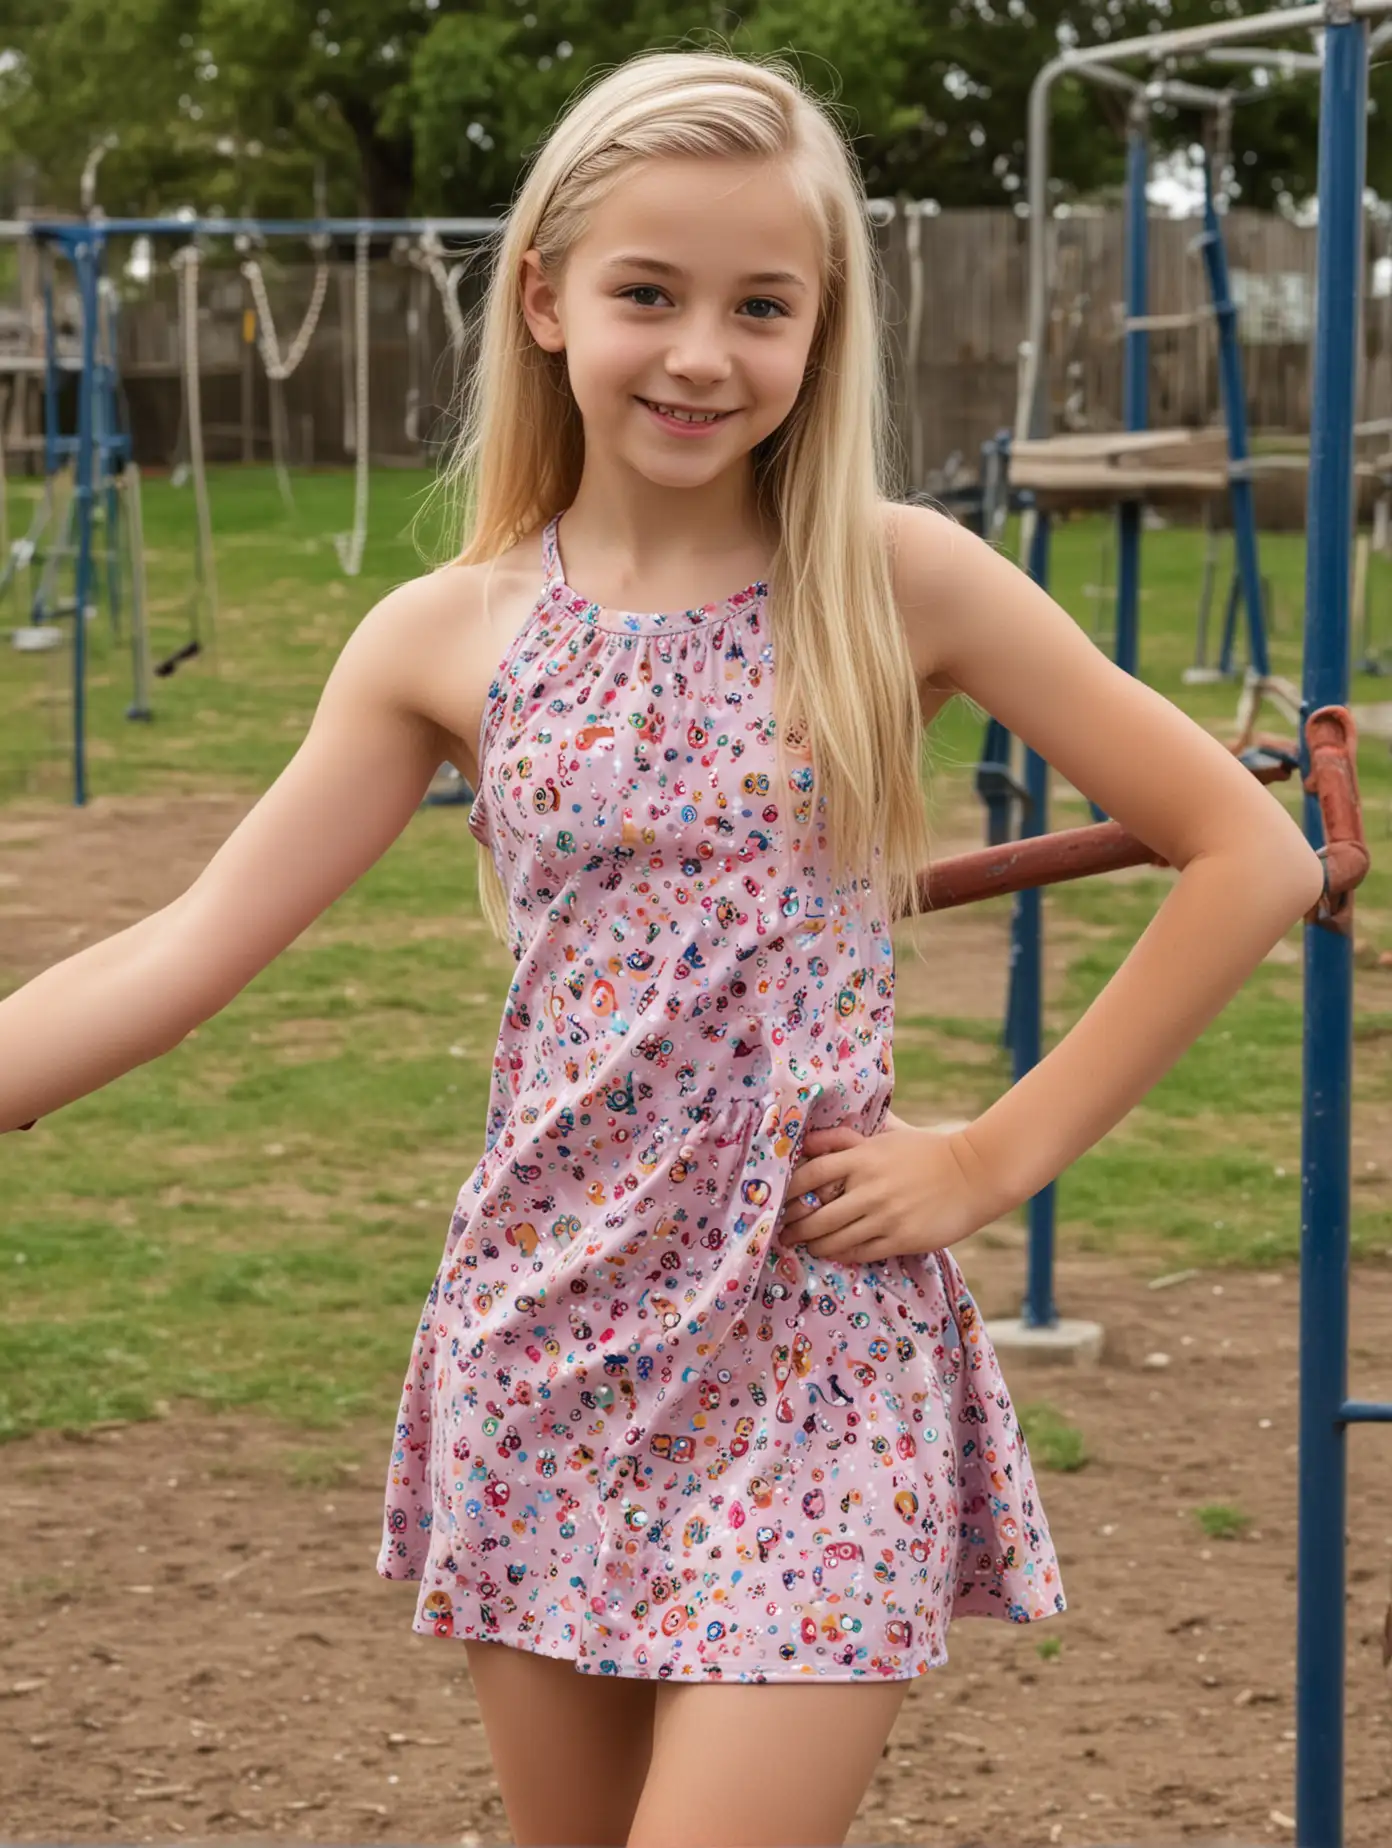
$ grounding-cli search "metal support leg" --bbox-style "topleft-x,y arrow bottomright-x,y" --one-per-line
69,236 -> 100,809
1099,114 -> 1150,826
1296,17 -> 1367,1848
1198,150 -> 1271,682
1018,510 -> 1057,1330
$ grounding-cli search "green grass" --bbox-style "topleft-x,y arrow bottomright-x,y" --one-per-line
1019,1402 -> 1090,1473
1,466 -> 1390,1442
1194,1502 -> 1254,1541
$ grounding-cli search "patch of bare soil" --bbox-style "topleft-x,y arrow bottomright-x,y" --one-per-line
0,794 -> 259,975
2,1246 -> 1389,1847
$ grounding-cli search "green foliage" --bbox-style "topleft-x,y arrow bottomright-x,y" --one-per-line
3,0 -> 1388,218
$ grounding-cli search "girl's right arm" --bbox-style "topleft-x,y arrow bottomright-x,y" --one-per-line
0,573 -> 470,1133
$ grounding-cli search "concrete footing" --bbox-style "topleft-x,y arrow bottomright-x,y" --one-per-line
987,1316 -> 1106,1367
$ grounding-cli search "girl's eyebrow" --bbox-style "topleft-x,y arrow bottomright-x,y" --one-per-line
598,253 -> 808,291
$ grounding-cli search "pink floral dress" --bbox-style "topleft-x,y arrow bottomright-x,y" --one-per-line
376,510 -> 1064,1680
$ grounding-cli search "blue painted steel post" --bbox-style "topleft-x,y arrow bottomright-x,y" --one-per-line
1018,509 -> 1056,1330
41,262 -> 59,486
1114,109 -> 1150,684
1296,15 -> 1367,1848
1197,150 -> 1271,682
1092,109 -> 1151,829
68,231 -> 102,808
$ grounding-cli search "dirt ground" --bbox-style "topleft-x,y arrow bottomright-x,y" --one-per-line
3,795 -> 1391,1848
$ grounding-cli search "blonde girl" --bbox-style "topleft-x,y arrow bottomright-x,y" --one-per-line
1,46 -> 1321,1848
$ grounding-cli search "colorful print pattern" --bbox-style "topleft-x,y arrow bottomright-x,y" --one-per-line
376,511 -> 1064,1679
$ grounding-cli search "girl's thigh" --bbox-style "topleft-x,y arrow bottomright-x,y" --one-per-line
463,1639 -> 657,1847
627,1677 -> 912,1848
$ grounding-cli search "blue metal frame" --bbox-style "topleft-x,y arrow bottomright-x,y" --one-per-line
1196,149 -> 1272,683
1017,509 -> 1057,1330
25,213 -> 500,806
1296,18 -> 1392,1848
1114,115 -> 1150,686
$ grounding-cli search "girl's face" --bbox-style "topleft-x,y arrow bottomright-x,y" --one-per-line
521,156 -> 823,488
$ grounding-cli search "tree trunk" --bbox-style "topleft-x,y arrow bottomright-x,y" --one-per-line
339,96 -> 415,219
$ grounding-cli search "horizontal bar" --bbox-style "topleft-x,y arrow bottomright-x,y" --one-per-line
1206,46 -> 1326,74
1340,1400 -> 1392,1424
1075,63 -> 1146,97
1051,2 -> 1392,73
926,740 -> 1303,912
918,819 -> 1160,911
25,215 -> 502,242
934,708 -> 1368,920
1149,77 -> 1235,109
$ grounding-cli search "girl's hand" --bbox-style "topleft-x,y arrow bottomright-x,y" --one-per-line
780,1121 -> 997,1263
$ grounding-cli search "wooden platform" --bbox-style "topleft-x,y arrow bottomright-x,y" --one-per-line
1009,429 -> 1229,508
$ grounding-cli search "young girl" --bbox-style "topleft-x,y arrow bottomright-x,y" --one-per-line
2,47 -> 1321,1848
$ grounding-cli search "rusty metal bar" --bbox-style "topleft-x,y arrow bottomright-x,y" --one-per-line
911,708 -> 1368,926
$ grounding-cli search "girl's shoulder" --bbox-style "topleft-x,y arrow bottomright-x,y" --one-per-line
367,527 -> 551,782
879,496 -> 972,706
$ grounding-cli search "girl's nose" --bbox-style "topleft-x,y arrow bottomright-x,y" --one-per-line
664,320 -> 733,387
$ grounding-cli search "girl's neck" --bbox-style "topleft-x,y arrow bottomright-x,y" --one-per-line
561,463 -> 776,583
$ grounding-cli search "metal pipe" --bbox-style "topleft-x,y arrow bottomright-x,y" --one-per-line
1017,512 -> 1056,1332
1042,1 -> 1389,71
1199,150 -> 1271,680
1295,16 -> 1368,1848
1147,77 -> 1234,109
1075,62 -> 1145,96
1114,116 -> 1150,685
1017,57 -> 1068,444
1340,1399 -> 1392,1422
29,215 -> 502,240
70,237 -> 99,808
1206,46 -> 1326,74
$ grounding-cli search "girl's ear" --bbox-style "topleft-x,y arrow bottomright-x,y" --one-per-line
520,249 -> 566,353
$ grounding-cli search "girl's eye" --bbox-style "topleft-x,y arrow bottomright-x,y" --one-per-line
617,287 -> 788,321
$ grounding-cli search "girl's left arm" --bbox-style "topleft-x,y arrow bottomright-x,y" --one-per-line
892,504 -> 1325,1225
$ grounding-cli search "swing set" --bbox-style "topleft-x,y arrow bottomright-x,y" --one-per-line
2,210 -> 493,805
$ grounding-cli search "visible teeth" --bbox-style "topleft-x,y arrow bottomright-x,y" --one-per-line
648,402 -> 723,424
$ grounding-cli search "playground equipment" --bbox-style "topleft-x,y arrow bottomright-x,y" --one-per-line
0,227 -> 155,807
976,9 -> 1389,1844
7,212 -> 497,806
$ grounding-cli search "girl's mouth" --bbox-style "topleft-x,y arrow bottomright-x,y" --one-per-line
637,398 -> 736,435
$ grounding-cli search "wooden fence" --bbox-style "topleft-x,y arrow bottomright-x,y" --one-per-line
12,205 -> 1391,513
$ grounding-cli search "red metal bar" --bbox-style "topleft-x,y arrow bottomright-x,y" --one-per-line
912,708 -> 1369,927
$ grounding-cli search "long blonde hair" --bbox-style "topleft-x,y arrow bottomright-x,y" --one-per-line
431,48 -> 933,951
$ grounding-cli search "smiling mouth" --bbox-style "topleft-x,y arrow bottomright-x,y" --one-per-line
637,398 -> 735,424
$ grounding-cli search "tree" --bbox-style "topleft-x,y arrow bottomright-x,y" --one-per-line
0,0 -> 1386,221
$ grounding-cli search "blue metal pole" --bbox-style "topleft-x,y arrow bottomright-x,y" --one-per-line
1018,509 -> 1057,1330
41,261 -> 59,486
1197,149 -> 1271,681
1218,564 -> 1243,677
1094,111 -> 1151,829
1296,16 -> 1367,1848
69,233 -> 102,809
1114,112 -> 1150,684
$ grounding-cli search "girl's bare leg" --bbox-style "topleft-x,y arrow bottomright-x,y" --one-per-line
626,1678 -> 912,1848
464,1640 -> 657,1846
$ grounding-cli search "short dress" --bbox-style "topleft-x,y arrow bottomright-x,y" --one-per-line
376,510 -> 1064,1681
